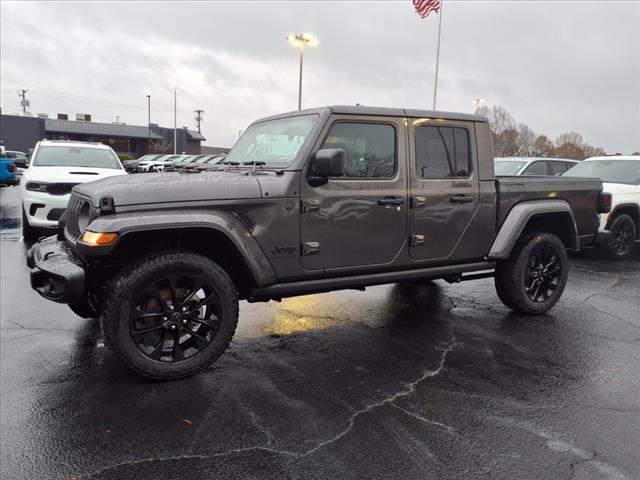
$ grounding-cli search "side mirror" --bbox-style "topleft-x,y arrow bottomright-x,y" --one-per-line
308,148 -> 345,187
14,158 -> 28,168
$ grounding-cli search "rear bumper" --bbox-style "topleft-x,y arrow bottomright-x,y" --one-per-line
26,236 -> 85,304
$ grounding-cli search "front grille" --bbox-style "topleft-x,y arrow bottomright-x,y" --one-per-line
47,183 -> 79,196
65,194 -> 84,242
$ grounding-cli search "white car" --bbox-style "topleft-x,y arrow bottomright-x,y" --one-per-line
494,157 -> 578,176
21,140 -> 127,239
138,154 -> 186,172
564,155 -> 640,259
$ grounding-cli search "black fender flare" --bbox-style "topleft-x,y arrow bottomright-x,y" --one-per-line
81,209 -> 277,287
488,199 -> 579,260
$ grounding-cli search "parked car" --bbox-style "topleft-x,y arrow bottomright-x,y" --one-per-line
163,155 -> 205,172
564,155 -> 640,258
27,105 -> 609,380
0,146 -> 19,187
494,157 -> 578,176
182,154 -> 227,171
138,154 -> 185,172
21,140 -> 128,239
123,154 -> 163,173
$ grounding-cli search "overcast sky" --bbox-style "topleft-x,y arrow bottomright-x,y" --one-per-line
1,1 -> 638,152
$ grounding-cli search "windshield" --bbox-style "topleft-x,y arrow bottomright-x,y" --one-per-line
33,145 -> 122,169
225,115 -> 318,167
494,160 -> 526,176
563,160 -> 640,185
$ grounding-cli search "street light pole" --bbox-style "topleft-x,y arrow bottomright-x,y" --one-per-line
287,33 -> 317,111
146,94 -> 151,153
297,42 -> 304,111
173,90 -> 177,154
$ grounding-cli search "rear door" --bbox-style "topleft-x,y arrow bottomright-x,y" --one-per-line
299,116 -> 408,271
408,119 -> 487,262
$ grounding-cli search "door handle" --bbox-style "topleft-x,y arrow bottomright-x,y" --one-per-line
449,194 -> 474,204
377,196 -> 405,206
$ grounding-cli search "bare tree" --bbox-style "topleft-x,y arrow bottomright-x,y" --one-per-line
533,135 -> 555,157
149,139 -> 173,154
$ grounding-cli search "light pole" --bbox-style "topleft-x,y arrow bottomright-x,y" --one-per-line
472,98 -> 485,113
173,90 -> 178,154
286,33 -> 318,111
146,94 -> 151,153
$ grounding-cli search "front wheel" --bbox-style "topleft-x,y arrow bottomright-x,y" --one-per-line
102,251 -> 239,380
495,231 -> 568,315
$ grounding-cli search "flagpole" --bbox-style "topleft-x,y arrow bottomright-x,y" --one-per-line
432,0 -> 443,110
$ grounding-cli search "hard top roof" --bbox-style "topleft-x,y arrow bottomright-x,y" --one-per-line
255,105 -> 487,124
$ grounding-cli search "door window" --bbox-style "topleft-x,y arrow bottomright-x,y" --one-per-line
522,161 -> 547,175
415,126 -> 470,178
321,123 -> 396,178
548,161 -> 568,176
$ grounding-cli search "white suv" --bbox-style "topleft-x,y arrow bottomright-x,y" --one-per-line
21,140 -> 127,239
564,155 -> 640,258
494,157 -> 579,176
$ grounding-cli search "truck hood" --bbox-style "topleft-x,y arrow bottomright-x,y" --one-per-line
73,171 -> 263,207
24,166 -> 126,183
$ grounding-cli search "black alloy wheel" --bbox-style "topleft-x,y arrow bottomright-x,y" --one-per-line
129,275 -> 221,363
608,214 -> 636,258
524,244 -> 561,303
102,251 -> 239,380
495,231 -> 569,314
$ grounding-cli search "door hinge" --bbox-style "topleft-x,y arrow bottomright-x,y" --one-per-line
302,242 -> 320,255
411,196 -> 426,209
410,234 -> 425,247
302,199 -> 320,213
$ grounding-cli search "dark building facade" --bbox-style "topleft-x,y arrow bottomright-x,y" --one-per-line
0,114 -> 206,158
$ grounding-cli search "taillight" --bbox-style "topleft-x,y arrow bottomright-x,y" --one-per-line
597,192 -> 612,214
7,163 -> 16,172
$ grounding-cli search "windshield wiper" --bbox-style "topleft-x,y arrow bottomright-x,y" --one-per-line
242,160 -> 268,175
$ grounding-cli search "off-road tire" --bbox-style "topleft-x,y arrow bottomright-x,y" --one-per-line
603,214 -> 636,260
102,251 -> 239,380
495,231 -> 568,315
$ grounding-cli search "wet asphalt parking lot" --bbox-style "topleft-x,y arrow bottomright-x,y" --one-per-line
1,184 -> 639,480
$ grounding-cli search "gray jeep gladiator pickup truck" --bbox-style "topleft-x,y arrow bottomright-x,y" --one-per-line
27,106 -> 611,380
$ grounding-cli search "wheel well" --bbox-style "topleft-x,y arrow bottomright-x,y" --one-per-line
523,212 -> 576,249
607,206 -> 640,238
110,228 -> 256,295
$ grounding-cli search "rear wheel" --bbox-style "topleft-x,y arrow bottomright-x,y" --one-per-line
102,251 -> 239,380
495,231 -> 568,314
603,214 -> 636,259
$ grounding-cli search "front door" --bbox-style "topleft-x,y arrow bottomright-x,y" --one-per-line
300,117 -> 408,271
408,119 -> 482,262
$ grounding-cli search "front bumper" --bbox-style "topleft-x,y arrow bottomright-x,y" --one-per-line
26,236 -> 85,304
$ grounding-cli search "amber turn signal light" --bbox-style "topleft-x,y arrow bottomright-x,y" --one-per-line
80,231 -> 119,246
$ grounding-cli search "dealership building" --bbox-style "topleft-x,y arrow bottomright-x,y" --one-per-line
0,113 -> 206,158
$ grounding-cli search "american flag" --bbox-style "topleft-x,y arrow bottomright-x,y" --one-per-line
413,0 -> 440,19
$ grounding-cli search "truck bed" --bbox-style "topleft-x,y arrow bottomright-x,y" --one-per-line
496,175 -> 602,238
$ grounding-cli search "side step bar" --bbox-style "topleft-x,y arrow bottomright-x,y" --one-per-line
248,261 -> 495,302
